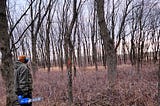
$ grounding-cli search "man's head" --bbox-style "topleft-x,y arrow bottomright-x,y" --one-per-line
18,55 -> 29,63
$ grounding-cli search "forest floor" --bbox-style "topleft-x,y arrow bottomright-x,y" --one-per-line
0,63 -> 158,106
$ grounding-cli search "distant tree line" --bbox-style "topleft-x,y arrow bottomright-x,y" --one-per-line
8,0 -> 160,71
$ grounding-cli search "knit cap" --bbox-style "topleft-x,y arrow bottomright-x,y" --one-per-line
18,55 -> 27,63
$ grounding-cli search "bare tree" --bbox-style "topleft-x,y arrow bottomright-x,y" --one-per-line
0,0 -> 15,106
127,0 -> 160,75
90,1 -> 98,71
45,0 -> 57,72
77,22 -> 82,67
114,0 -> 133,51
95,0 -> 117,87
30,0 -> 53,77
129,2 -> 138,65
63,0 -> 78,104
63,0 -> 86,104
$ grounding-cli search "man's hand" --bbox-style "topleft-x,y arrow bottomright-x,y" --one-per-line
15,88 -> 23,95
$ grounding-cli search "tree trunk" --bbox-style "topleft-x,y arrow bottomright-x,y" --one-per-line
140,40 -> 144,67
51,35 -> 56,66
102,43 -> 107,69
91,1 -> 98,71
83,42 -> 87,67
31,35 -> 38,77
0,0 -> 16,105
63,0 -> 78,105
30,0 -> 52,76
137,1 -> 144,77
77,30 -> 82,67
45,4 -> 52,72
130,35 -> 136,65
95,0 -> 117,87
122,36 -> 126,64
30,0 -> 38,77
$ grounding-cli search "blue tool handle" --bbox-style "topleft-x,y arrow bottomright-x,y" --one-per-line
18,95 -> 31,104
18,95 -> 23,100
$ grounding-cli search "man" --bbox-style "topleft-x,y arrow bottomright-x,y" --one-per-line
14,55 -> 33,106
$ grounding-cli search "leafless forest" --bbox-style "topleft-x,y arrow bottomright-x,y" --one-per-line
0,0 -> 159,106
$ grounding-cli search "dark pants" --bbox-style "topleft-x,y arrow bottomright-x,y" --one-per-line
20,93 -> 32,106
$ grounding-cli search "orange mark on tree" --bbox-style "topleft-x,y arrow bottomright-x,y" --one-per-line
67,58 -> 71,67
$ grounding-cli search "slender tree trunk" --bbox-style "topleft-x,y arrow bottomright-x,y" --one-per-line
87,43 -> 91,66
130,6 -> 137,66
0,0 -> 16,106
102,43 -> 107,69
91,1 -> 98,71
130,35 -> 136,65
95,0 -> 117,87
21,39 -> 26,55
41,45 -> 46,69
137,40 -> 141,76
64,0 -> 78,105
122,36 -> 126,64
31,35 -> 38,76
83,42 -> 87,67
51,35 -> 56,66
77,30 -> 82,67
140,40 -> 144,67
45,4 -> 52,72
30,0 -> 38,77
60,43 -> 64,71
64,37 -> 74,105
31,0 -> 52,76
137,1 -> 144,78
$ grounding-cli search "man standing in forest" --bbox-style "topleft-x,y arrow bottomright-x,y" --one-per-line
14,55 -> 33,106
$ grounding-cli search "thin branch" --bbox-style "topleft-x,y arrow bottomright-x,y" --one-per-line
9,0 -> 36,36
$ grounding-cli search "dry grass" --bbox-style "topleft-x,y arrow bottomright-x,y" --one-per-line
0,63 -> 158,106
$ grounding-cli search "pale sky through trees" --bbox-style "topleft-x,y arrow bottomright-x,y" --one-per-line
7,0 -> 160,56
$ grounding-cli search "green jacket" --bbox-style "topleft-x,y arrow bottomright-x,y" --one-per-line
14,61 -> 32,95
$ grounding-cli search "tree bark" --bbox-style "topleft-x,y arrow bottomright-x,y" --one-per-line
95,0 -> 117,87
122,36 -> 127,64
77,28 -> 82,67
0,0 -> 16,106
91,1 -> 98,71
30,0 -> 52,76
63,0 -> 78,105
45,3 -> 52,72
30,0 -> 38,77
